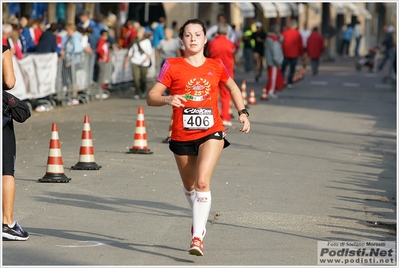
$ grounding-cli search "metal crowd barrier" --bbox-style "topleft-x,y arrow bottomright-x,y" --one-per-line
17,49 -> 135,110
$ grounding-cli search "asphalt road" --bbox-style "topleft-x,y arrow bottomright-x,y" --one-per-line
2,56 -> 396,267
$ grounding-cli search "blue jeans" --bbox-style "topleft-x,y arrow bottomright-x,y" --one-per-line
354,36 -> 361,56
281,57 -> 298,85
378,48 -> 394,72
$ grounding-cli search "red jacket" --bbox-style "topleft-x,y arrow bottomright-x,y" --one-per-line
96,38 -> 110,63
306,31 -> 324,59
206,35 -> 236,76
282,28 -> 303,58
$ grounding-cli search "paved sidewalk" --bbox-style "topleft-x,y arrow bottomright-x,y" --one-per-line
2,56 -> 396,267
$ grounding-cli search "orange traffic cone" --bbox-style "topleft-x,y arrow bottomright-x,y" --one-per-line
162,114 -> 173,143
241,87 -> 248,107
261,87 -> 268,101
128,106 -> 153,154
248,89 -> 257,105
71,115 -> 101,170
38,123 -> 71,183
241,79 -> 247,90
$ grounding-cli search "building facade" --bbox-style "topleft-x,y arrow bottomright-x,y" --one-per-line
2,2 -> 397,57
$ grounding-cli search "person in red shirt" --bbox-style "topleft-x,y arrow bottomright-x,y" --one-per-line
96,30 -> 111,99
206,22 -> 236,126
306,26 -> 325,76
32,18 -> 44,46
120,20 -> 137,48
147,18 -> 250,257
281,20 -> 303,88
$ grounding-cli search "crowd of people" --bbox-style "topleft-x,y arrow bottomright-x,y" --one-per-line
1,12 -> 185,103
240,19 -> 325,97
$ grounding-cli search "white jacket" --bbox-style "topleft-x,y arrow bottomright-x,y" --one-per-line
127,38 -> 153,67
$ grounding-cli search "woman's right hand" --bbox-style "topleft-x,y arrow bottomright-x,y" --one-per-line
165,94 -> 187,108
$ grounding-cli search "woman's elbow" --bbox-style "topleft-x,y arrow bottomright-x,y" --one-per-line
4,76 -> 16,89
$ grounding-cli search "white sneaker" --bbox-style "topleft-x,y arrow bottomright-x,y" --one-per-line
287,84 -> 293,89
95,93 -> 109,99
268,93 -> 278,99
133,95 -> 140,100
223,120 -> 233,127
67,99 -> 80,106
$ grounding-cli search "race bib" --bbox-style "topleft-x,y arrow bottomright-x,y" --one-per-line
183,108 -> 214,130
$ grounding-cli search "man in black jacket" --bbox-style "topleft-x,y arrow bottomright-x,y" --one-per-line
36,23 -> 59,55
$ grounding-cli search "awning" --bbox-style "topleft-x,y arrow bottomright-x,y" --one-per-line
307,2 -> 320,14
330,2 -> 345,15
343,3 -> 372,20
259,2 -> 278,18
237,2 -> 255,19
273,3 -> 292,17
288,3 -> 299,17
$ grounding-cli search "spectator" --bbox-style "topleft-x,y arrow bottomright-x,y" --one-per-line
241,26 -> 254,73
61,23 -> 83,61
60,23 -> 83,105
252,22 -> 266,82
77,26 -> 93,55
18,15 -> 30,54
7,16 -> 19,31
96,30 -> 111,100
119,20 -> 135,48
306,26 -> 325,76
156,28 -> 181,71
124,26 -> 152,99
152,17 -> 166,49
281,20 -> 303,88
171,20 -> 179,39
2,44 -> 30,241
353,20 -> 362,57
121,20 -> 137,49
206,13 -> 236,43
339,24 -> 353,57
36,23 -> 59,55
206,22 -> 236,126
77,10 -> 101,48
299,22 -> 311,73
2,23 -> 13,47
378,25 -> 395,72
8,29 -> 24,60
264,24 -> 284,99
33,18 -> 45,47
103,13 -> 117,43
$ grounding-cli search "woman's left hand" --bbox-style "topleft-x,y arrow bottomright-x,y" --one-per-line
239,114 -> 250,133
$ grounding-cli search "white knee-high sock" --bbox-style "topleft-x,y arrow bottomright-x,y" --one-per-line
192,191 -> 211,239
183,187 -> 196,209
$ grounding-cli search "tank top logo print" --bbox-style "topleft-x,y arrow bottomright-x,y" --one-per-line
184,78 -> 211,101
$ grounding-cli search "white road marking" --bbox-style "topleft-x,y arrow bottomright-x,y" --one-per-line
343,83 -> 360,87
56,241 -> 109,248
374,84 -> 394,89
310,81 -> 328,86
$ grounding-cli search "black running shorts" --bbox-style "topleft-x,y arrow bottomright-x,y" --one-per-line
169,131 -> 230,156
3,121 -> 16,176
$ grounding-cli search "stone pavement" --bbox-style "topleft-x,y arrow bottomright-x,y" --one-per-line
2,56 -> 396,267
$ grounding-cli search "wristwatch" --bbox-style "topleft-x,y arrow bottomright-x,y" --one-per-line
238,109 -> 249,117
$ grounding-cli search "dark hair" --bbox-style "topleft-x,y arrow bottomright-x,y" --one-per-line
217,13 -> 227,20
49,23 -> 59,32
312,26 -> 318,32
100,29 -> 108,35
178,18 -> 206,39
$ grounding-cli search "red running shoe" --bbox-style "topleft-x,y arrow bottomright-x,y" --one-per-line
189,237 -> 204,256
